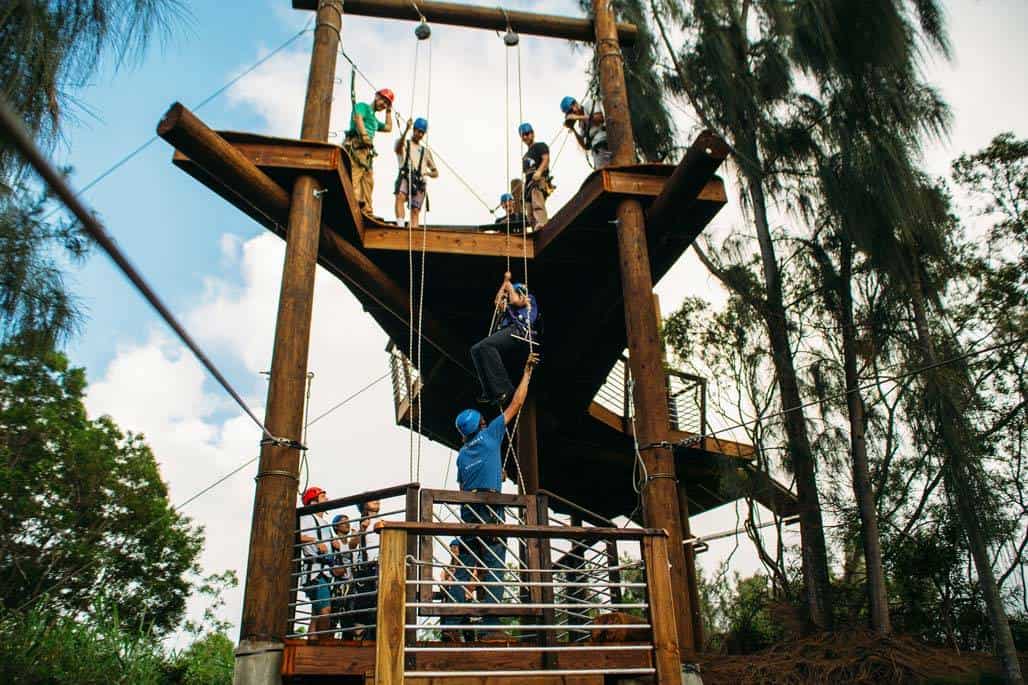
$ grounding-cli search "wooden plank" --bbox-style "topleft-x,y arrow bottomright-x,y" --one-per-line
533,171 -> 606,255
642,536 -> 683,684
587,401 -> 628,434
405,485 -> 421,657
376,528 -> 408,685
404,677 -> 603,685
646,130 -> 731,235
418,490 -> 435,605
603,170 -> 667,197
298,483 -> 418,516
379,521 -> 661,540
291,0 -> 639,44
420,489 -> 530,507
285,642 -> 376,676
363,227 -> 534,258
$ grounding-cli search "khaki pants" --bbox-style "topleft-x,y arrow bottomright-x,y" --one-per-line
345,144 -> 375,215
528,186 -> 548,228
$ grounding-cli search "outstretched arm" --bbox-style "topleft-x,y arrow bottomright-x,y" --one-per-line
503,353 -> 539,425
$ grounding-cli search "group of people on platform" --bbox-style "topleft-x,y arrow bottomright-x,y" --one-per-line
298,267 -> 542,642
341,88 -> 611,231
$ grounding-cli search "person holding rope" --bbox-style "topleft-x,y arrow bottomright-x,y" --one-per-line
453,352 -> 538,638
471,272 -> 541,405
394,117 -> 438,228
493,192 -> 526,231
518,122 -> 552,229
344,88 -> 395,218
560,96 -> 612,169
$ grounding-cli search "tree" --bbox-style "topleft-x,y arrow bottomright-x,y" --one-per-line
0,345 -> 203,634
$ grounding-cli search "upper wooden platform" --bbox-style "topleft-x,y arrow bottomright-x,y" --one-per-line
165,118 -> 797,519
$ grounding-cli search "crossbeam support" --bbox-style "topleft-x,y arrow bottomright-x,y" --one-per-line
291,0 -> 638,44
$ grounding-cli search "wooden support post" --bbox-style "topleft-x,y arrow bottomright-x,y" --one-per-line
643,535 -> 684,685
591,0 -> 696,658
518,395 -> 540,494
535,494 -> 557,669
376,528 -> 407,685
404,484 -> 420,662
237,0 -> 342,653
678,483 -> 704,649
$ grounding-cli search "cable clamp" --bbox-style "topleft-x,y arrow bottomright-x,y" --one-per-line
255,469 -> 299,482
313,188 -> 328,199
260,436 -> 309,451
640,440 -> 674,451
646,473 -> 678,482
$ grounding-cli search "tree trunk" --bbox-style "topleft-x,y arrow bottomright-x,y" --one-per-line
838,240 -> 892,634
741,141 -> 834,630
909,262 -> 1024,685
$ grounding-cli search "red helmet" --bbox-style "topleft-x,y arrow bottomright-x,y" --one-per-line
375,88 -> 395,105
302,486 -> 325,506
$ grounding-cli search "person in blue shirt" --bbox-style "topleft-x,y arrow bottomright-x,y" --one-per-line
471,272 -> 541,405
453,353 -> 537,629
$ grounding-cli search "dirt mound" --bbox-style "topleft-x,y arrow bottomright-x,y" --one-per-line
700,630 -> 1015,684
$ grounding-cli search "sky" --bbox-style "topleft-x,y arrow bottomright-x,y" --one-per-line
39,0 -> 1028,641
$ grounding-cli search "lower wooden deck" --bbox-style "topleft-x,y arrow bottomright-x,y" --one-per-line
282,639 -> 652,682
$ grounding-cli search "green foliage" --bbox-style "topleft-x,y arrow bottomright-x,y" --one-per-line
166,632 -> 234,685
0,345 -> 203,634
0,173 -> 89,350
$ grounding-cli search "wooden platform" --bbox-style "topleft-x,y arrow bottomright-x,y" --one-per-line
164,119 -> 797,520
281,639 -> 650,682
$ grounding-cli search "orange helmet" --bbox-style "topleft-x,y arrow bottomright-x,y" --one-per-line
375,88 -> 395,105
302,486 -> 325,506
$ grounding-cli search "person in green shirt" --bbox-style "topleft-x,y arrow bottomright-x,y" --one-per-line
343,88 -> 395,217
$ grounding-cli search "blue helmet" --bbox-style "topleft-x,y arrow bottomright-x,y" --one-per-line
455,408 -> 482,437
560,96 -> 577,114
448,538 -> 461,549
332,514 -> 348,525
413,117 -> 428,132
500,192 -> 514,203
513,282 -> 528,295
518,122 -> 534,136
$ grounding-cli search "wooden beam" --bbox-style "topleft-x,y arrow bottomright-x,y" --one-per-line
362,226 -> 534,258
379,520 -> 665,540
291,0 -> 638,44
158,103 -> 472,375
642,536 -> 683,684
646,131 -> 731,234
375,528 -> 407,685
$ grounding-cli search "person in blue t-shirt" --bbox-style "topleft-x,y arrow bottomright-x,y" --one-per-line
470,272 -> 541,405
453,353 -> 537,628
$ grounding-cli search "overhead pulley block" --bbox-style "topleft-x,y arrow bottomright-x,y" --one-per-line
415,20 -> 431,40
503,27 -> 519,46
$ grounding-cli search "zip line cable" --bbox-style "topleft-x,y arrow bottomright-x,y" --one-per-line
40,18 -> 316,223
0,96 -> 304,451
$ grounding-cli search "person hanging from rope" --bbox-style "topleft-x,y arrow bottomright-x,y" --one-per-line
471,272 -> 542,405
299,486 -> 338,640
343,88 -> 395,218
518,122 -> 553,230
453,352 -> 538,640
393,117 -> 438,228
560,96 -> 612,169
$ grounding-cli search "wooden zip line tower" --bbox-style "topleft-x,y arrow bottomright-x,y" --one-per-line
157,1 -> 797,682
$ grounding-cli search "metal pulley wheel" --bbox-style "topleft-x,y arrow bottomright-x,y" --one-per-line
415,20 -> 431,40
503,29 -> 519,46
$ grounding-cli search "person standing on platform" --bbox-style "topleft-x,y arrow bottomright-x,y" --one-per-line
560,96 -> 612,169
298,486 -> 335,640
438,538 -> 471,642
344,88 -> 394,218
453,353 -> 538,638
518,122 -> 551,229
493,192 -> 526,232
471,273 -> 541,405
394,117 -> 438,228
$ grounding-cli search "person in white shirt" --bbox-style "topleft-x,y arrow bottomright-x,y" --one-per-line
299,486 -> 337,639
394,117 -> 439,229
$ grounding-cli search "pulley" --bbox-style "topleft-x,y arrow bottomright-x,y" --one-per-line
503,29 -> 519,46
415,20 -> 431,40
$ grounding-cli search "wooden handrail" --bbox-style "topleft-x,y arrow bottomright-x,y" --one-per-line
296,482 -> 418,516
379,520 -> 664,540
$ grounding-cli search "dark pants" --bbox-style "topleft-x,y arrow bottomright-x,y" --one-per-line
471,326 -> 524,402
457,502 -> 507,605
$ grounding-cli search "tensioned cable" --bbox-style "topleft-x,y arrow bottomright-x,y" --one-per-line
40,18 -> 316,222
0,96 -> 302,450
16,365 -> 385,613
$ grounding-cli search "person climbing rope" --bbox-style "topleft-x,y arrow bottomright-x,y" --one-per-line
343,88 -> 395,218
394,117 -> 438,229
493,192 -> 526,232
518,122 -> 552,229
453,352 -> 538,639
471,272 -> 541,405
560,95 -> 611,169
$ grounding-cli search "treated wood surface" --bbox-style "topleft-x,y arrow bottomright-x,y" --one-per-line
363,225 -> 534,258
376,529 -> 408,685
642,536 -> 683,684
291,0 -> 638,44
404,677 -> 603,685
379,520 -> 663,540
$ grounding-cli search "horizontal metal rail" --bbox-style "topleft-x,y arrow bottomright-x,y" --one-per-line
287,623 -> 376,638
403,623 -> 651,630
408,556 -> 643,573
291,553 -> 381,577
292,543 -> 381,563
406,579 -> 645,588
408,602 -> 648,609
296,510 -> 403,535
288,587 -> 378,607
406,669 -> 656,677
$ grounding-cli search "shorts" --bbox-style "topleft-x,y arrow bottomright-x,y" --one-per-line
305,574 -> 333,613
396,177 -> 426,210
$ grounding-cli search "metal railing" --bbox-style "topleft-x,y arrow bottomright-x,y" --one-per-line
288,483 -> 419,639
375,519 -> 681,684
387,341 -> 421,426
593,354 -> 708,436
